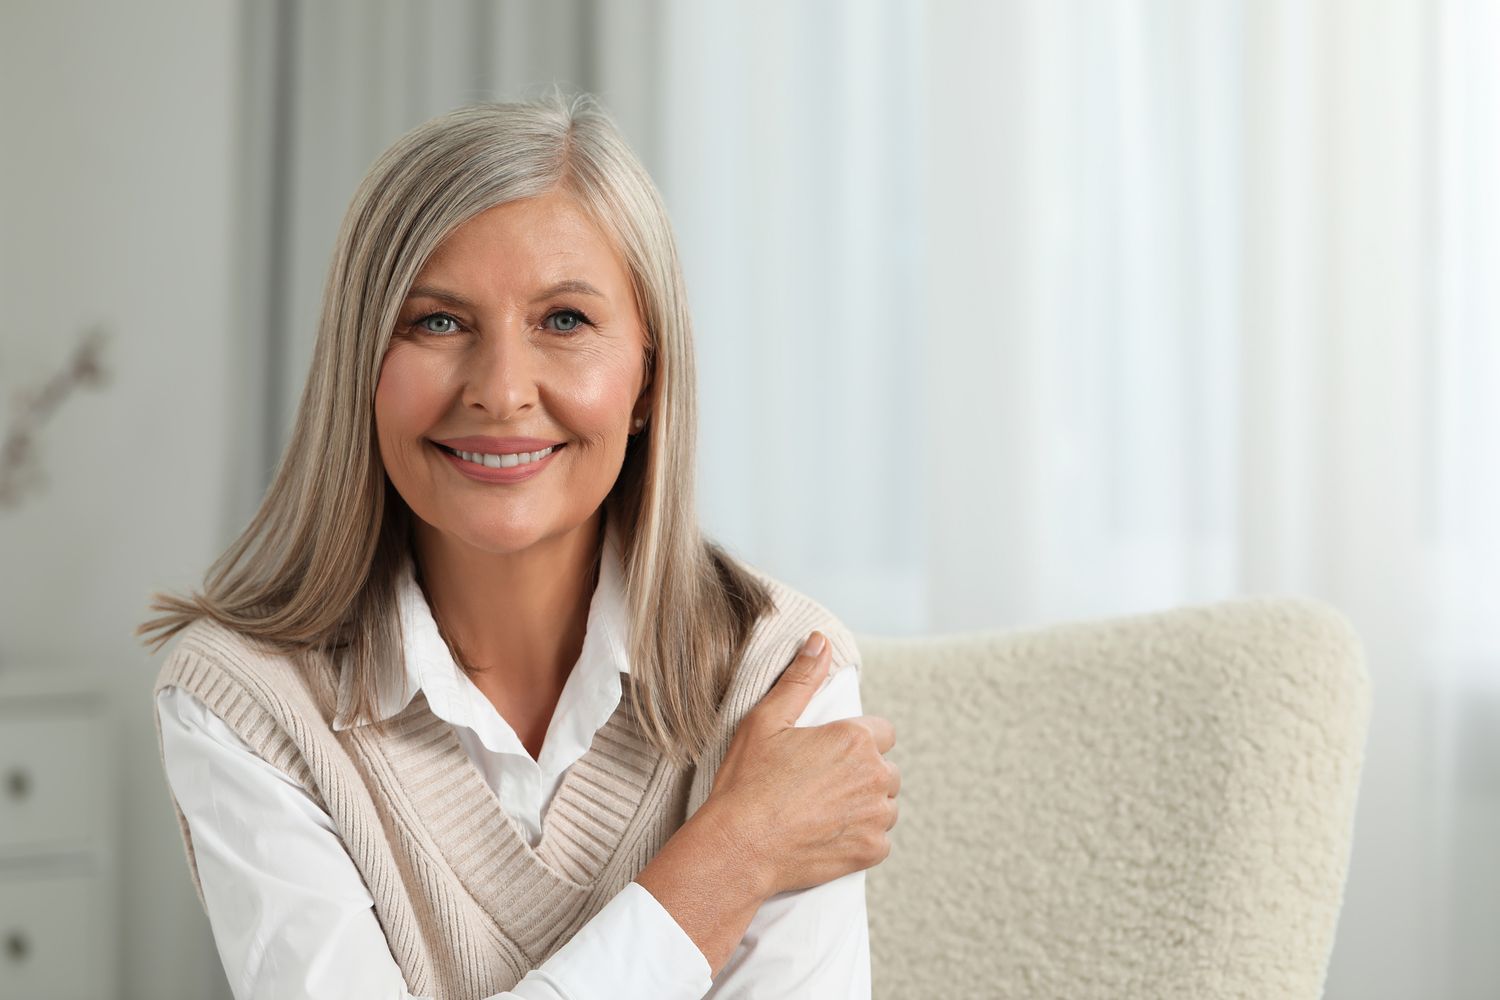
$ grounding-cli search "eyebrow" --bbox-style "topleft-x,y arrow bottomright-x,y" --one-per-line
404,285 -> 479,311
404,279 -> 607,309
533,279 -> 607,301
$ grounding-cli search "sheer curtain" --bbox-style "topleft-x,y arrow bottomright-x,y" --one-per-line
926,2 -> 1499,998
244,1 -> 1497,996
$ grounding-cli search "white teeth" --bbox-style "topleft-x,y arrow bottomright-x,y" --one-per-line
453,445 -> 556,469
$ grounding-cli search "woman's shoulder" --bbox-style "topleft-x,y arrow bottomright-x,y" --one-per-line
685,563 -> 865,804
734,562 -> 863,687
152,615 -> 324,708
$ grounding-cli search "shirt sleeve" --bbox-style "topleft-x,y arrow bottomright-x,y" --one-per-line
154,686 -> 712,1000
703,661 -> 873,999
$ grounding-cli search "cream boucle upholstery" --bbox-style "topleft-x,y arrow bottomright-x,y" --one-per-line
857,597 -> 1370,1000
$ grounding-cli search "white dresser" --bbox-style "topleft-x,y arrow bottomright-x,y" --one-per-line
0,669 -> 118,1000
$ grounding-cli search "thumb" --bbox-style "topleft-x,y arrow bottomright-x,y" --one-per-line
761,631 -> 833,727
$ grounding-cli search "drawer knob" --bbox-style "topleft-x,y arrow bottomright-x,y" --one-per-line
4,767 -> 30,801
3,929 -> 28,963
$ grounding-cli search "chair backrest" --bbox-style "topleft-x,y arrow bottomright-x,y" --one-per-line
857,597 -> 1370,1000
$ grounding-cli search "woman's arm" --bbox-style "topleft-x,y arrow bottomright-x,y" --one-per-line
155,686 -> 716,1000
704,663 -> 870,998
645,627 -> 896,985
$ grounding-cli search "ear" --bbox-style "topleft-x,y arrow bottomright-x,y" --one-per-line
630,399 -> 651,433
631,353 -> 654,429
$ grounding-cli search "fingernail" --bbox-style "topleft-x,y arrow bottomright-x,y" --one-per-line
801,632 -> 826,657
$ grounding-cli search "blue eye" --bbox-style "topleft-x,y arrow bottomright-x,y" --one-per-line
415,312 -> 461,335
545,309 -> 591,334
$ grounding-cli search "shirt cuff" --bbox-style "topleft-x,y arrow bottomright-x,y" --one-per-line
514,880 -> 712,1000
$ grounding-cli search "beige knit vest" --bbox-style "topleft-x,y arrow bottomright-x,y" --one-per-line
150,573 -> 859,999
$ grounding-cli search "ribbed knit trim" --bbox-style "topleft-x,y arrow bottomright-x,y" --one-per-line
370,675 -> 677,960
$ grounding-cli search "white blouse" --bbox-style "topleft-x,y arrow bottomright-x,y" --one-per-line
154,522 -> 869,1000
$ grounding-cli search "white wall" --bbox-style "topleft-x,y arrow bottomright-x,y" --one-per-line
0,2 -> 239,997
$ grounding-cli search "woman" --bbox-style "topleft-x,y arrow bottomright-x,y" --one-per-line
138,92 -> 899,1000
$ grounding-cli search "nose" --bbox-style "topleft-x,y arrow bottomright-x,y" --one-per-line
460,325 -> 537,420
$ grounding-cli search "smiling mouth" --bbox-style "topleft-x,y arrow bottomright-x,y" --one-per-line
433,441 -> 566,469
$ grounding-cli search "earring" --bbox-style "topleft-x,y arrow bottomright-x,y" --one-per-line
632,417 -> 646,431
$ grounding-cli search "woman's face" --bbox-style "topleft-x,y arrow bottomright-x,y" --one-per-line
374,188 -> 650,557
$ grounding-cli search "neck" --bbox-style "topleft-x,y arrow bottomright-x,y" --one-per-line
411,510 -> 605,701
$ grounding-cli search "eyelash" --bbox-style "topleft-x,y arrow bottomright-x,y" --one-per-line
409,308 -> 595,337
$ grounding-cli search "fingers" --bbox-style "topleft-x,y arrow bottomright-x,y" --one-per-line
885,758 -> 901,798
759,631 -> 833,727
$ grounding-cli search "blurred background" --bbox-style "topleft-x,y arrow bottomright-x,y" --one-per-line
0,1 -> 1496,998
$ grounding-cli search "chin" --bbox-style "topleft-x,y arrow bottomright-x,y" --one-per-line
458,525 -> 556,555
452,513 -> 593,556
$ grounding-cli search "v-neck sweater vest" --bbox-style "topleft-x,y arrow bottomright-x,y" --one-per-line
151,573 -> 859,999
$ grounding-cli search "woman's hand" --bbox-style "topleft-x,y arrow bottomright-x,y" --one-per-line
701,630 -> 900,899
633,631 -> 899,976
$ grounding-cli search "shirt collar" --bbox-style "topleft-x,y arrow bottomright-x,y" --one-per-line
332,516 -> 632,737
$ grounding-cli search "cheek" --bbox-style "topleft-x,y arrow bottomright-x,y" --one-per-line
556,348 -> 642,429
374,347 -> 451,453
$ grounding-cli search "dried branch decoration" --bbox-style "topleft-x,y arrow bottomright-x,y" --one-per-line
0,326 -> 110,510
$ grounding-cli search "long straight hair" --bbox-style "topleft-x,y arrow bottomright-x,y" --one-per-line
138,92 -> 774,766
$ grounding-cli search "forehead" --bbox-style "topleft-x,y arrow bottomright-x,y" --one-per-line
414,188 -> 629,293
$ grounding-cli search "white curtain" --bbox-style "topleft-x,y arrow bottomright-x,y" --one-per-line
925,2 -> 1499,998
247,1 -> 1498,996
